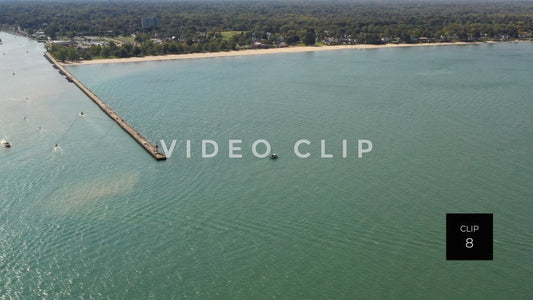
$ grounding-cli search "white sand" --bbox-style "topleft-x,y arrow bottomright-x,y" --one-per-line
62,42 -> 489,66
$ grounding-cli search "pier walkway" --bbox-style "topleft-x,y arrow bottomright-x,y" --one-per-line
44,53 -> 166,161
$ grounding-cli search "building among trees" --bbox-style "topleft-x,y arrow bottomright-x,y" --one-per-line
141,18 -> 160,29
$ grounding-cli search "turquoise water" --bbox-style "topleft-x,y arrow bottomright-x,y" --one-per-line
1,31 -> 532,298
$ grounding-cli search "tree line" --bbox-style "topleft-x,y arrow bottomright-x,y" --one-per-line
1,0 -> 532,61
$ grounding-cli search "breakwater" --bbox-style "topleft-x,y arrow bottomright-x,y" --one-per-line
44,52 -> 166,160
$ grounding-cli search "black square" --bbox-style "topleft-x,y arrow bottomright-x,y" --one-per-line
446,213 -> 493,260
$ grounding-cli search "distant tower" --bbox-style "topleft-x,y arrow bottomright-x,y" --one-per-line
142,18 -> 160,29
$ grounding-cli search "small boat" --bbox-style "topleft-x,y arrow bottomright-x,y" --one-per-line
1,139 -> 11,148
270,153 -> 278,159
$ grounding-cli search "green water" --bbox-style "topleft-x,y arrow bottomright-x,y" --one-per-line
1,31 -> 532,298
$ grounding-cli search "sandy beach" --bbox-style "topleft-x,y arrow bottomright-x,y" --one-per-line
61,42 -> 494,66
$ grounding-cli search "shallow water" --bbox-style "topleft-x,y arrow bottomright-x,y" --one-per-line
1,31 -> 532,298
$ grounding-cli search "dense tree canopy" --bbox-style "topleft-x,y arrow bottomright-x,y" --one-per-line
1,0 -> 531,61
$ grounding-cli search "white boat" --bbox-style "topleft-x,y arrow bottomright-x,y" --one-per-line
1,139 -> 11,148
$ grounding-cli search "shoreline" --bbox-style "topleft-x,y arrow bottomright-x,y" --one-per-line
62,41 -> 503,66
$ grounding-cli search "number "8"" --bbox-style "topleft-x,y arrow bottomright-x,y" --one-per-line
465,238 -> 474,248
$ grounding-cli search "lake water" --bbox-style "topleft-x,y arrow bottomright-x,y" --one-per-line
1,31 -> 532,298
